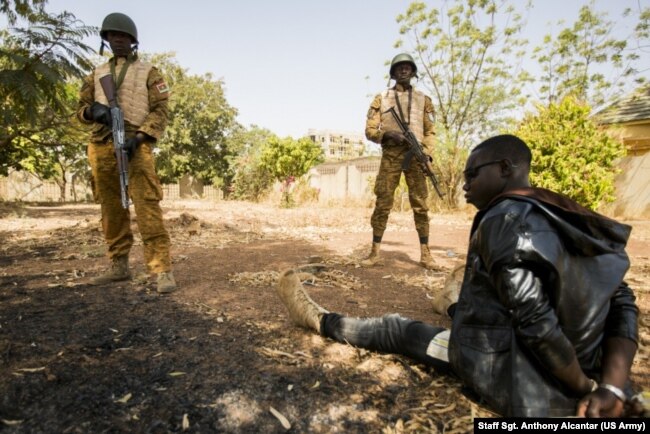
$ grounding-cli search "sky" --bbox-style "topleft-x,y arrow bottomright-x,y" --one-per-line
36,0 -> 650,138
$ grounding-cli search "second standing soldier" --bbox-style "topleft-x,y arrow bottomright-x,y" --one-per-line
362,53 -> 437,269
77,12 -> 177,293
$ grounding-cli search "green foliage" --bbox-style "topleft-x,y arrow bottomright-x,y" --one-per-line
18,81 -> 90,201
259,136 -> 324,206
260,136 -> 324,182
514,97 -> 625,210
0,5 -> 95,175
395,0 -> 530,207
230,125 -> 277,201
635,6 -> 650,42
148,53 -> 239,187
533,3 -> 646,108
0,0 -> 47,25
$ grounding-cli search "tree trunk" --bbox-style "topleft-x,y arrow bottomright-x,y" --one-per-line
59,178 -> 67,202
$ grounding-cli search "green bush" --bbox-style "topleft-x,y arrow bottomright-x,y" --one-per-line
514,97 -> 625,210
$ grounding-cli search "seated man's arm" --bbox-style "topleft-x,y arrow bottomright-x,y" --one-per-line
491,266 -> 594,396
478,214 -> 594,396
577,283 -> 639,417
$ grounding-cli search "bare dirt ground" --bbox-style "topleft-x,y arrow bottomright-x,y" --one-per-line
0,200 -> 648,433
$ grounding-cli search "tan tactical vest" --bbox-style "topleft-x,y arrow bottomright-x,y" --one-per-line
94,58 -> 152,127
380,88 -> 425,142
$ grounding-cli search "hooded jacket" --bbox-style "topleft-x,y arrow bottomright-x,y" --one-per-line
448,187 -> 638,417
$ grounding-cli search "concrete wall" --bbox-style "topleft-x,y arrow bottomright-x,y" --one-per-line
604,121 -> 650,219
308,157 -> 380,201
0,171 -> 222,202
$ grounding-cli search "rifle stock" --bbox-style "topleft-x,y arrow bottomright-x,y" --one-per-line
384,107 -> 445,198
99,74 -> 130,209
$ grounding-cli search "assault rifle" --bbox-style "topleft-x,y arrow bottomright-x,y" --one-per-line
99,74 -> 130,209
384,106 -> 445,199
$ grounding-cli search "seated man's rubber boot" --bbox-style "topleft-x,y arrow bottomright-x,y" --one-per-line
432,264 -> 464,317
157,271 -> 177,293
419,244 -> 437,270
360,242 -> 382,267
276,269 -> 328,332
90,255 -> 131,285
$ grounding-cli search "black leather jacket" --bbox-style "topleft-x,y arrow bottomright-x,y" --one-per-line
448,188 -> 639,417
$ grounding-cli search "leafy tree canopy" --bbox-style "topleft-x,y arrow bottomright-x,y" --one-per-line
1,0 -> 94,175
148,53 -> 239,187
532,2 -> 648,109
394,0 -> 530,206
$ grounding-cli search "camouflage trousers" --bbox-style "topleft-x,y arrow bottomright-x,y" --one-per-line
87,141 -> 171,274
370,146 -> 430,238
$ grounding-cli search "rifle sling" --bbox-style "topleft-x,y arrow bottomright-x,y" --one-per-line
109,55 -> 135,96
394,87 -> 412,126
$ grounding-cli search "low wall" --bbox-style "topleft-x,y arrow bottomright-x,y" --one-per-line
308,157 -> 380,201
0,171 -> 222,202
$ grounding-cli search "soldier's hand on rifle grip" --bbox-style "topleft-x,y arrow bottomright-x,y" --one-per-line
124,135 -> 143,161
87,102 -> 112,126
382,131 -> 407,146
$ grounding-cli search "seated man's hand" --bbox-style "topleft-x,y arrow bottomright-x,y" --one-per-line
576,389 -> 624,417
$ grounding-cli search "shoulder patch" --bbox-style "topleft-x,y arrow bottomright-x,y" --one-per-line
155,81 -> 170,94
370,94 -> 382,109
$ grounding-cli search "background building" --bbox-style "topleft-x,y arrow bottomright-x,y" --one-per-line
595,85 -> 650,218
307,129 -> 368,161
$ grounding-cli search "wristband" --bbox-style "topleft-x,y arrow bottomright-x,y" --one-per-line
589,378 -> 598,392
598,383 -> 626,403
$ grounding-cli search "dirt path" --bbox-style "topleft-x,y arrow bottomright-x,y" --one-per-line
0,201 -> 648,433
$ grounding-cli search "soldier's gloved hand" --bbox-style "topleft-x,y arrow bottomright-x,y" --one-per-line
88,102 -> 112,126
124,135 -> 143,160
382,131 -> 406,146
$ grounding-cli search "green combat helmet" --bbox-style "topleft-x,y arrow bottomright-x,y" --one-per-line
100,12 -> 138,43
389,53 -> 417,78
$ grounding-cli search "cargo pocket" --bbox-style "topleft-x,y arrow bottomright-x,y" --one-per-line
129,144 -> 163,202
374,173 -> 388,196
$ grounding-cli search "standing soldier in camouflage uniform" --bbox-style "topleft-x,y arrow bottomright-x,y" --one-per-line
77,12 -> 177,293
362,53 -> 437,270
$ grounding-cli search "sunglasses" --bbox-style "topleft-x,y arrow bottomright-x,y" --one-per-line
463,159 -> 516,182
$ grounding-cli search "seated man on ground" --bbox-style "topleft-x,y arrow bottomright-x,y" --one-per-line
276,134 -> 639,418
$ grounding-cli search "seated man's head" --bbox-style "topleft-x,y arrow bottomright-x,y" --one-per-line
463,134 -> 532,210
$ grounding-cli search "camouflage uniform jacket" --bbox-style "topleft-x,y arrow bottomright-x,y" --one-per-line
365,87 -> 435,152
76,56 -> 170,143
